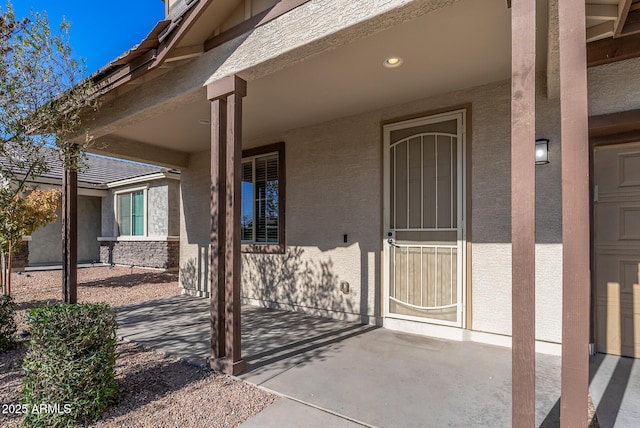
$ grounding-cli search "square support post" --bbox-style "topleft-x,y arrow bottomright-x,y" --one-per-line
208,75 -> 247,375
559,1 -> 590,426
62,168 -> 77,304
210,97 -> 227,359
511,0 -> 537,426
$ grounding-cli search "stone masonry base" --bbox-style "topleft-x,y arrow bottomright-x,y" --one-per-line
100,240 -> 179,270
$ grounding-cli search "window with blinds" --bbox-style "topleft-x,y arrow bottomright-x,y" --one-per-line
117,190 -> 144,236
241,152 -> 279,244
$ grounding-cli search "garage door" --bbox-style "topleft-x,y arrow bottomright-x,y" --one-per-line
594,142 -> 640,357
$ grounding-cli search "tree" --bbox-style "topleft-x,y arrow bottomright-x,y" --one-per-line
0,189 -> 60,295
0,2 -> 98,294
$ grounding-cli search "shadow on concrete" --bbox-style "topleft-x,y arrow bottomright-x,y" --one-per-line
538,399 -> 600,428
589,353 -> 638,428
115,296 -> 369,374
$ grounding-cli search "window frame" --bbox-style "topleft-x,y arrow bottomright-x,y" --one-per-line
113,186 -> 148,238
241,142 -> 286,254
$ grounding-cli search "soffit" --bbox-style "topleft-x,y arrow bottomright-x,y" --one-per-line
109,0 -> 524,153
86,0 -> 640,163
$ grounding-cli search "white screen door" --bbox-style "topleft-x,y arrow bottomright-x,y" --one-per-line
383,111 -> 465,327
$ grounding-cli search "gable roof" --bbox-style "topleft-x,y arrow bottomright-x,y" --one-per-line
45,150 -> 167,185
1,146 -> 172,187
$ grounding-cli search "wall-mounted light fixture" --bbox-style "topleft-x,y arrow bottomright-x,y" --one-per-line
535,138 -> 549,165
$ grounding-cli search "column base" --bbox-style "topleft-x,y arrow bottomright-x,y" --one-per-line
209,356 -> 247,375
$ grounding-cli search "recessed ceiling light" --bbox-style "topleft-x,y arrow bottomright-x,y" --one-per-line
384,57 -> 403,68
198,119 -> 210,125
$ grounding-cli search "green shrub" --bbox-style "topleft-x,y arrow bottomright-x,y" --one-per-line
0,294 -> 17,352
22,303 -> 118,427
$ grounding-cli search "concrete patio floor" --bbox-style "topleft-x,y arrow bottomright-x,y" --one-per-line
114,295 -> 638,427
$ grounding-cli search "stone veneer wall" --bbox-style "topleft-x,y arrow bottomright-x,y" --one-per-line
100,240 -> 179,270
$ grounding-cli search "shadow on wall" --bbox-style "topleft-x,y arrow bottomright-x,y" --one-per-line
180,259 -> 197,292
179,245 -> 209,296
242,246 -> 355,320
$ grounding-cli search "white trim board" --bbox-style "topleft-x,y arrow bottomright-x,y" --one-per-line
107,171 -> 180,189
97,236 -> 179,242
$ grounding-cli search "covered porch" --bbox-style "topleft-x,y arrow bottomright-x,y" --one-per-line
115,295 -> 566,427
115,296 -> 640,427
61,0 -> 640,425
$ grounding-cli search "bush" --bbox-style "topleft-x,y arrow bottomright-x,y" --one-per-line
0,294 -> 17,352
22,303 -> 118,427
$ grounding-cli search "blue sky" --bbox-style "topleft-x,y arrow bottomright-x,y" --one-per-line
10,1 -> 165,75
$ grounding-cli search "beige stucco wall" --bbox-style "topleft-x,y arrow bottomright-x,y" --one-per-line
180,151 -> 212,296
179,56 -> 640,341
180,113 -> 381,322
180,75 -> 563,332
242,113 -> 382,322
102,179 -> 179,238
29,195 -> 102,265
167,179 -> 181,237
588,56 -> 640,116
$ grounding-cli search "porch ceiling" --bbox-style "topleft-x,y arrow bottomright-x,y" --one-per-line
108,0 -> 536,153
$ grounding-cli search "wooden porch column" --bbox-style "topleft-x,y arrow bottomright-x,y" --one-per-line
208,75 -> 247,375
62,168 -> 77,304
559,0 -> 590,426
511,0 -> 536,426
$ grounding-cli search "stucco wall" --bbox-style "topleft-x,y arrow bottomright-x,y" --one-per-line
29,195 -> 102,265
180,152 -> 211,296
243,113 -> 381,322
104,179 -> 179,238
101,194 -> 114,236
148,181 -> 169,237
179,76 -> 563,332
588,56 -> 640,116
168,179 -> 181,236
179,56 -> 640,341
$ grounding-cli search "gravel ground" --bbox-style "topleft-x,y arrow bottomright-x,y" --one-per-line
10,266 -> 181,333
1,267 -> 277,428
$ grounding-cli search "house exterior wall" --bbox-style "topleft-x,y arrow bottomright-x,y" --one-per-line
99,240 -> 179,269
148,181 -> 170,237
179,56 -> 640,342
104,179 -> 175,237
180,152 -> 211,295
12,242 -> 29,270
29,195 -> 102,265
179,75 -> 563,333
588,56 -> 640,116
168,179 -> 181,236
101,194 -> 115,236
99,178 -> 180,269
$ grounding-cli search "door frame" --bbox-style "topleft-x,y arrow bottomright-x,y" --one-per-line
589,108 -> 640,350
382,108 -> 468,328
